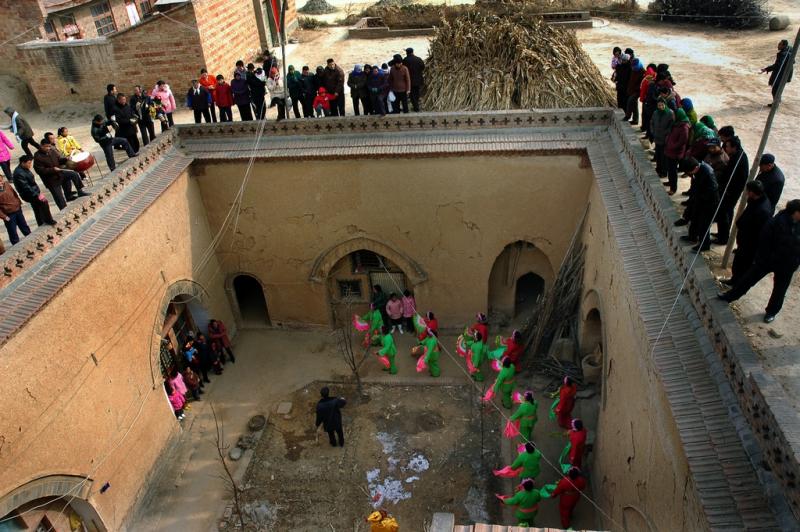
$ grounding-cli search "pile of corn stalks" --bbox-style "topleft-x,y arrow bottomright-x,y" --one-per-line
423,11 -> 615,111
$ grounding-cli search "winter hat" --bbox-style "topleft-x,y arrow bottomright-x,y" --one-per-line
760,153 -> 775,165
681,98 -> 694,111
354,65 -> 362,74
392,54 -> 403,63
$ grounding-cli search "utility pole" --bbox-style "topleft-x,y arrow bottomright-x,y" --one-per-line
280,0 -> 289,120
722,27 -> 800,267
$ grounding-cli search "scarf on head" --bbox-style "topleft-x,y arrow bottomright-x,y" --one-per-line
700,115 -> 716,130
674,108 -> 690,124
693,121 -> 717,140
681,98 -> 694,112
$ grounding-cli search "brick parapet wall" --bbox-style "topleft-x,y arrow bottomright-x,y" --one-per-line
608,111 -> 800,526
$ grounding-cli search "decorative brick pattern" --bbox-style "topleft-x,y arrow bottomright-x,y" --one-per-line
0,130 -> 176,289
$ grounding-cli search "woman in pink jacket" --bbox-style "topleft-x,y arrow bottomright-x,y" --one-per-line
151,80 -> 176,129
401,289 -> 416,333
385,293 -> 404,334
0,130 -> 15,180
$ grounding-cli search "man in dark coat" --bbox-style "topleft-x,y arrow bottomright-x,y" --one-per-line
315,386 -> 346,447
32,139 -> 88,209
104,84 -> 118,120
755,153 -> 785,212
114,94 -> 141,153
403,48 -> 425,112
91,114 -> 137,171
4,107 -> 39,157
680,158 -> 719,252
246,64 -> 267,120
321,58 -> 345,117
614,53 -> 631,110
12,155 -> 55,226
300,66 -> 317,118
723,181 -> 772,287
713,136 -> 749,245
130,85 -> 156,146
720,199 -> 800,322
187,80 -> 212,124
194,333 -> 213,383
761,39 -> 794,104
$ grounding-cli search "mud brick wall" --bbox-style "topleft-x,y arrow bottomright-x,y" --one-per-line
47,0 -> 135,40
193,0 -> 266,77
0,0 -> 45,79
16,4 -> 203,109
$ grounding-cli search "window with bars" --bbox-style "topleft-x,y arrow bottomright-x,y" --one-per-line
338,280 -> 362,299
138,0 -> 153,16
91,1 -> 117,36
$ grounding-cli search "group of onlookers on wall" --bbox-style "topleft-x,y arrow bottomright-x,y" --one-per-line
611,40 -> 799,324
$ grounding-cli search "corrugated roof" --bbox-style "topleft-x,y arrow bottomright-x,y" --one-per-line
42,0 -> 98,14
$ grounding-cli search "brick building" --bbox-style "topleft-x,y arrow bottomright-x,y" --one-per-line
6,0 -> 296,108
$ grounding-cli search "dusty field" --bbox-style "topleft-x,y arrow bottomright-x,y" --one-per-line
229,382 -> 502,531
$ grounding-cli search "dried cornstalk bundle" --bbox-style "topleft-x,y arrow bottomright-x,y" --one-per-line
423,12 -> 615,111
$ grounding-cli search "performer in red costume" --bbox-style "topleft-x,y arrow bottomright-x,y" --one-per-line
551,467 -> 587,528
568,418 -> 588,469
555,376 -> 578,429
469,312 -> 489,346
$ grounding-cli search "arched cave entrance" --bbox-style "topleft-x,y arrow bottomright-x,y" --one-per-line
233,274 -> 270,327
515,271 -> 545,317
581,308 -> 603,355
488,241 -> 554,322
158,292 -> 210,379
327,249 -> 408,327
0,476 -> 106,532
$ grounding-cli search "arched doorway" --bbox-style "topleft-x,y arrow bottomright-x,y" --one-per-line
489,241 -> 554,322
581,308 -> 603,355
326,249 -> 408,327
515,271 -> 545,317
0,476 -> 106,531
233,274 -> 270,327
155,280 -> 210,382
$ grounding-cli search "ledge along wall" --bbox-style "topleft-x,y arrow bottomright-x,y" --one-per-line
0,109 -> 796,530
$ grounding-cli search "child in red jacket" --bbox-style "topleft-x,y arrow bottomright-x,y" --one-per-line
313,87 -> 332,117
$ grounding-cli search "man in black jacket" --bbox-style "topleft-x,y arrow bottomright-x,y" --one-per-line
91,115 -> 137,171
315,386 -> 346,447
300,66 -> 316,118
680,158 -> 719,252
761,39 -> 794,104
12,155 -> 55,226
187,80 -> 212,124
403,48 -> 425,112
755,153 -> 784,212
104,84 -> 118,120
114,94 -> 140,153
246,64 -> 267,120
130,85 -> 156,146
723,181 -> 772,287
33,139 -> 88,209
719,199 -> 800,322
713,136 -> 749,245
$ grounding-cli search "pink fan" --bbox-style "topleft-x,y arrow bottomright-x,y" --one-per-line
466,353 -> 478,374
493,465 -> 523,478
353,314 -> 370,332
517,443 -> 527,454
491,359 -> 502,372
495,494 -> 511,502
503,419 -> 521,438
416,354 -> 428,373
512,391 -> 524,404
482,388 -> 495,402
377,355 -> 390,369
456,335 -> 468,357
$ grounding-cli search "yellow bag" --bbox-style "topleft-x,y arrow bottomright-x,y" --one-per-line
367,511 -> 399,532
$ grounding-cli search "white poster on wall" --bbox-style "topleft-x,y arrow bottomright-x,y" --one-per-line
126,2 -> 141,25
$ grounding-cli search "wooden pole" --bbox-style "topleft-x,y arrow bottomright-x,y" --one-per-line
279,0 -> 289,120
722,28 -> 800,267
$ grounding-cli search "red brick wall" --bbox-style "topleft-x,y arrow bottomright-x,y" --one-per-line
193,0 -> 263,78
0,0 -> 45,79
17,4 -> 205,108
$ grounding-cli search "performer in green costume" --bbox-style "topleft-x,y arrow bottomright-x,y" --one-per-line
491,357 -> 516,408
512,442 -> 542,480
376,325 -> 397,374
466,331 -> 488,382
510,390 -> 538,441
500,478 -> 544,526
421,329 -> 440,377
